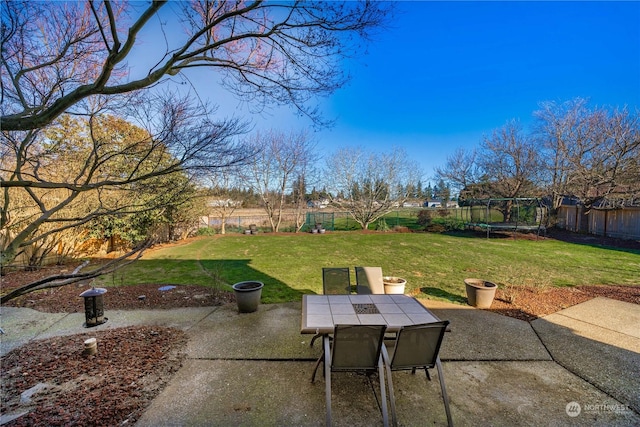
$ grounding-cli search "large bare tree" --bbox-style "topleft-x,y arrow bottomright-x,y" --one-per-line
243,129 -> 316,232
534,99 -> 640,210
477,120 -> 542,198
435,120 -> 542,222
0,0 -> 387,300
437,99 -> 640,217
477,121 -> 542,221
533,99 -> 588,209
326,147 -> 421,230
437,121 -> 541,199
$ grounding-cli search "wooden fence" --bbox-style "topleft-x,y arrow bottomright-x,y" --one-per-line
556,205 -> 640,240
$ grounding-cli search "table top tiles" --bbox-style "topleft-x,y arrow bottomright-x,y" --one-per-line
301,294 -> 440,334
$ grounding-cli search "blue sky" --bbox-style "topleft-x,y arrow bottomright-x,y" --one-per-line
137,1 -> 640,182
310,1 -> 640,180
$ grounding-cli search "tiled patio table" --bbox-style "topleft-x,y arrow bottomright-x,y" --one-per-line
301,294 -> 440,335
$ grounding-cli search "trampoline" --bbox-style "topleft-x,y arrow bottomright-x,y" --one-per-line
462,197 -> 548,238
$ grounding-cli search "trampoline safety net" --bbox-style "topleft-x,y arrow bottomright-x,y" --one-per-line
463,198 -> 548,237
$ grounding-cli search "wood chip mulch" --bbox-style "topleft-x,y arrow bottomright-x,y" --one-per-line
1,326 -> 188,426
490,284 -> 640,321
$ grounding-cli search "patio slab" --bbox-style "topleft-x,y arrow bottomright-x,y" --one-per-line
136,359 -> 640,427
531,297 -> 640,413
421,300 -> 552,361
443,360 -> 639,426
539,296 -> 640,339
3,297 -> 639,426
0,307 -> 68,356
186,302 -> 319,360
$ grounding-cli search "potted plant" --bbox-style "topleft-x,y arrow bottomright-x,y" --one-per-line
383,276 -> 406,294
464,278 -> 498,309
232,281 -> 264,313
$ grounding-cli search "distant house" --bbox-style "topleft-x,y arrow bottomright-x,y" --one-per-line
422,200 -> 458,209
402,199 -> 423,208
208,199 -> 242,208
307,199 -> 329,209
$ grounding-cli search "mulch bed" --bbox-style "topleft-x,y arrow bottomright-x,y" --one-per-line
1,326 -> 188,426
490,284 -> 640,321
3,281 -> 236,313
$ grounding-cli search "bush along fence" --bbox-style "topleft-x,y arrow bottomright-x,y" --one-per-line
200,208 -> 470,234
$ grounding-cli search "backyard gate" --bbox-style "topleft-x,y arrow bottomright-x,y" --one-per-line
305,212 -> 335,231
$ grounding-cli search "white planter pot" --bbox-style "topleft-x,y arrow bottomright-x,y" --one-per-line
383,277 -> 406,294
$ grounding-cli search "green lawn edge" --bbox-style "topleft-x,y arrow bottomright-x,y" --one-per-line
96,232 -> 640,304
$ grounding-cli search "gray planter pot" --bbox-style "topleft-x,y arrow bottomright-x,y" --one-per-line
232,281 -> 264,313
464,278 -> 498,309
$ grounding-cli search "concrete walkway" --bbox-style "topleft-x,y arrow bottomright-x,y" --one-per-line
1,297 -> 639,426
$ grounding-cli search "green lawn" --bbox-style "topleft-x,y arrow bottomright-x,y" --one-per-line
96,232 -> 640,304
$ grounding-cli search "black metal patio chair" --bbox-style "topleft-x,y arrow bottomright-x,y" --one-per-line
311,324 -> 390,427
310,268 -> 353,348
381,321 -> 453,427
322,267 -> 352,295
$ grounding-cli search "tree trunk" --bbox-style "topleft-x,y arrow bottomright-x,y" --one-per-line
220,214 -> 227,234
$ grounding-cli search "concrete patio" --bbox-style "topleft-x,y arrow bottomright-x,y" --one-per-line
1,297 -> 639,426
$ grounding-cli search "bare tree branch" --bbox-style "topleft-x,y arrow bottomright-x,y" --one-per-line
1,1 -> 388,131
1,241 -> 150,303
1,92 -> 249,268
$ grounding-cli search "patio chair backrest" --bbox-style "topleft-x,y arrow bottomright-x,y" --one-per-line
355,266 -> 385,294
322,268 -> 351,295
389,321 -> 450,371
331,324 -> 387,372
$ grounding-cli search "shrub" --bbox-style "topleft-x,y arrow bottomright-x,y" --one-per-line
376,218 -> 390,232
428,217 -> 466,232
425,223 -> 446,233
196,227 -> 216,236
416,209 -> 433,227
432,217 -> 465,231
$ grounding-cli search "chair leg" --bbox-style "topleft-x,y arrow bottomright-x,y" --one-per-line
323,336 -> 332,427
436,357 -> 453,427
377,356 -> 390,427
311,353 -> 323,383
381,346 -> 398,427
